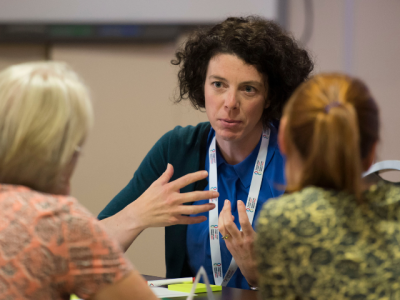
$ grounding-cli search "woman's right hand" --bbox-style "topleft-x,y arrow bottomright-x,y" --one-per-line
130,163 -> 217,229
100,164 -> 217,251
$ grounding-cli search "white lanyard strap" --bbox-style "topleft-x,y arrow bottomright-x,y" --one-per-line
208,137 -> 223,284
209,128 -> 270,286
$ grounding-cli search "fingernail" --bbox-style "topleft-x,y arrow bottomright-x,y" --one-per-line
225,200 -> 229,205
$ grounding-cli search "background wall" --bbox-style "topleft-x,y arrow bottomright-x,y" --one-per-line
0,0 -> 399,276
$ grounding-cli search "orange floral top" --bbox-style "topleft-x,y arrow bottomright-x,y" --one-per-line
0,184 -> 132,300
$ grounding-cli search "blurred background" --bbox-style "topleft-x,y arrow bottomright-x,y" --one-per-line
0,0 -> 399,276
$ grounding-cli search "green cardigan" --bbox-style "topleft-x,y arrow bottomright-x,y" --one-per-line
98,122 -> 211,278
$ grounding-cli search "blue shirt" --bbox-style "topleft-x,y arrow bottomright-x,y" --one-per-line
186,126 -> 285,289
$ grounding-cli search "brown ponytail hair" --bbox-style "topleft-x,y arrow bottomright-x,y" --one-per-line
283,73 -> 379,200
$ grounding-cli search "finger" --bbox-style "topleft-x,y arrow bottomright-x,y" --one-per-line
179,203 -> 216,215
238,200 -> 254,236
222,200 -> 241,240
177,190 -> 219,204
218,204 -> 227,237
156,163 -> 174,185
218,202 -> 235,236
169,170 -> 209,190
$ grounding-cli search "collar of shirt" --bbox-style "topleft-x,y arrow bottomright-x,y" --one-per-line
208,124 -> 279,189
215,138 -> 260,189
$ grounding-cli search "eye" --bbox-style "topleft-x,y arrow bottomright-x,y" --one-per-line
245,86 -> 254,93
212,81 -> 223,88
244,86 -> 256,93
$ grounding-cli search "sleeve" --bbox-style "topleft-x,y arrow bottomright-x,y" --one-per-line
56,198 -> 133,299
98,130 -> 171,220
255,198 -> 297,300
98,123 -> 210,220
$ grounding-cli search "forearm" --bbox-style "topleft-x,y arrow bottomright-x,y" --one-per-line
99,203 -> 146,252
92,270 -> 157,300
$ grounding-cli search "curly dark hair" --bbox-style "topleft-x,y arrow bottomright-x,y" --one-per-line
171,16 -> 314,127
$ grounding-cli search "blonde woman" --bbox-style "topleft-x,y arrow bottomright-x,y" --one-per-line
255,74 -> 400,299
0,62 -> 157,300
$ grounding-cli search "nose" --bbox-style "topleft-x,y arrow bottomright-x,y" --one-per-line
224,91 -> 239,110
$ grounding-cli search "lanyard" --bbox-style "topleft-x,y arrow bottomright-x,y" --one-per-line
208,128 -> 270,286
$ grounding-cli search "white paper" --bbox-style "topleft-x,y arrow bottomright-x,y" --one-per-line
150,286 -> 192,298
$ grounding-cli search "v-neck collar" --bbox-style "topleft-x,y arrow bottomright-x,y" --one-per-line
210,125 -> 278,189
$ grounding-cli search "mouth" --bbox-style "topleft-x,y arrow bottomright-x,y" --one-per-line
219,119 -> 241,124
218,119 -> 242,128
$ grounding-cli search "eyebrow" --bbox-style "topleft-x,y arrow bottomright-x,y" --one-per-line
208,75 -> 227,82
241,81 -> 263,88
208,75 -> 264,88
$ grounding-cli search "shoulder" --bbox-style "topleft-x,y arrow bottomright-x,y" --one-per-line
256,187 -> 348,261
172,122 -> 211,135
0,186 -> 71,256
139,122 -> 210,172
364,180 -> 400,221
365,180 -> 400,204
155,122 -> 210,174
0,185 -> 132,297
0,184 -> 82,220
4,186 -> 98,241
257,187 -> 343,229
31,192 -> 133,297
160,122 -> 210,146
0,185 -> 112,247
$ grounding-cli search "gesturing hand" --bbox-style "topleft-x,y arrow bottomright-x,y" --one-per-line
218,200 -> 258,287
128,163 -> 218,230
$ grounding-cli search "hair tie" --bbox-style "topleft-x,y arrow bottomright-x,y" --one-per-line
325,101 -> 342,113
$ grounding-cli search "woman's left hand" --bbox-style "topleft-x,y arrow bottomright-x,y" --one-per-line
218,200 -> 258,287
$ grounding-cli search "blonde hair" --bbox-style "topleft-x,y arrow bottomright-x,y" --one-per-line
0,61 -> 93,193
283,73 -> 379,200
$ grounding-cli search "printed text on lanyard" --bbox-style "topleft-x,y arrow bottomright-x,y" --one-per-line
208,128 -> 270,286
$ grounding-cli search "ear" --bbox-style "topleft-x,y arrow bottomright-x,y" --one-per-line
362,141 -> 378,172
278,117 -> 288,155
262,75 -> 270,109
264,98 -> 270,109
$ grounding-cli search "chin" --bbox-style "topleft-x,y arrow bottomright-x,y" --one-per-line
215,129 -> 242,142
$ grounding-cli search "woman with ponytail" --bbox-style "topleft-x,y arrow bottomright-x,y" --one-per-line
255,74 -> 400,299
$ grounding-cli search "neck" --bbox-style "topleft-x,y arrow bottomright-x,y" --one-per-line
285,152 -> 304,188
216,124 -> 263,165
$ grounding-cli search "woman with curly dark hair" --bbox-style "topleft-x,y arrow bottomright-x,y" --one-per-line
99,16 -> 313,289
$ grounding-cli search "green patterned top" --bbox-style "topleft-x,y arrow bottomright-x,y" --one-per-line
255,181 -> 400,300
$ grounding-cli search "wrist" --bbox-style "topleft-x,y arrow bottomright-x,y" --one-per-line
246,278 -> 258,289
239,261 -> 258,288
121,201 -> 148,232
